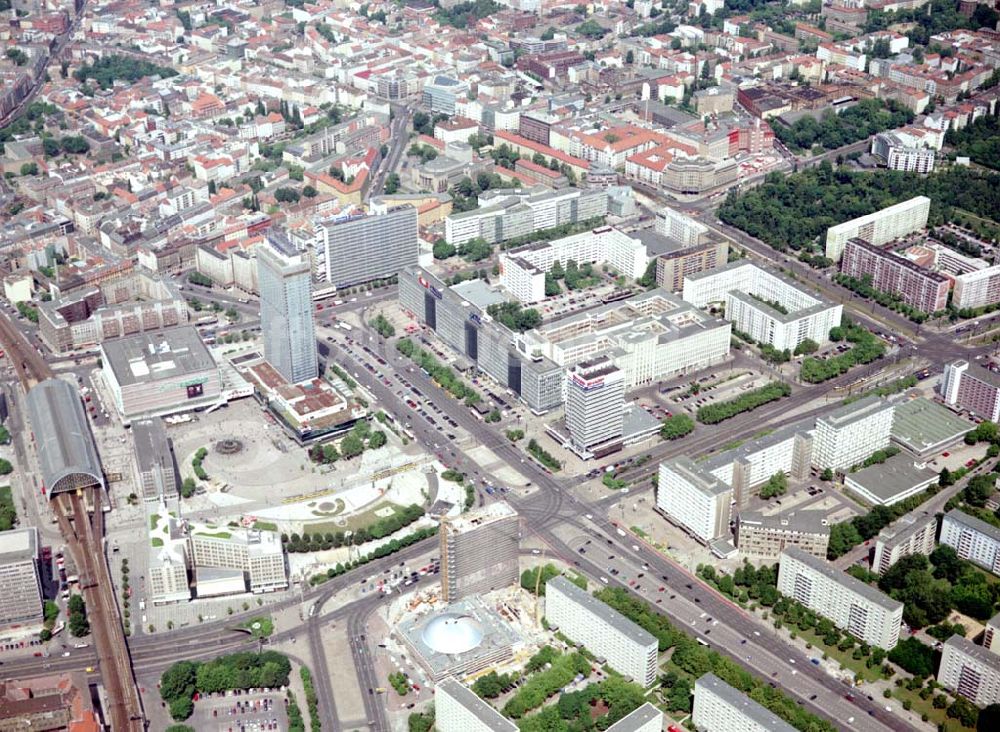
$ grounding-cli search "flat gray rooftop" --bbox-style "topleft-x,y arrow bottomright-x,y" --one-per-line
664,456 -> 732,498
131,418 -> 174,474
605,702 -> 662,732
944,634 -> 1000,672
101,326 -> 215,387
738,509 -> 830,536
0,527 -> 38,563
845,455 -> 938,503
819,395 -> 893,429
451,279 -> 510,311
891,397 -> 970,455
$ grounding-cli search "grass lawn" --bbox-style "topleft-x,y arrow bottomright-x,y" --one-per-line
252,521 -> 278,532
889,685 -> 972,731
0,486 -> 15,531
240,615 -> 274,639
304,501 -> 402,536
779,624 -> 882,682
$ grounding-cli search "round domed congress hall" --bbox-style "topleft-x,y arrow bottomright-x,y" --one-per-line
420,614 -> 485,656
398,596 -> 523,682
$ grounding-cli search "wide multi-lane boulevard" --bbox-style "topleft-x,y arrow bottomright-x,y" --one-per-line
11,227 -> 994,730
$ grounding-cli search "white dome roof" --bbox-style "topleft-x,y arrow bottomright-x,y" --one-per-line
421,614 -> 484,655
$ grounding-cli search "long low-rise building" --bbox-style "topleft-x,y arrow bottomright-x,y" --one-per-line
682,261 -> 842,352
499,226 -> 647,304
940,508 -> 1000,575
843,455 -> 939,507
693,672 -> 798,732
825,196 -> 931,262
545,575 -> 658,686
937,635 -> 1000,707
444,187 -> 608,247
777,546 -> 904,649
890,397 -> 970,459
840,237 -> 949,315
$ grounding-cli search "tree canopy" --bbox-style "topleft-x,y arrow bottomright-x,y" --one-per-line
719,165 -> 1000,256
74,55 -> 177,89
772,99 -> 913,152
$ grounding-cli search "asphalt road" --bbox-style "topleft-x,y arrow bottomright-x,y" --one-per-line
324,316 -> 910,731
12,264 -> 990,730
369,105 -> 413,197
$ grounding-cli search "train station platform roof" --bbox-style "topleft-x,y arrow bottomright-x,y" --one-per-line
25,379 -> 104,497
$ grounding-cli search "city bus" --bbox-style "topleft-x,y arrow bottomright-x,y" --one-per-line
312,285 -> 338,302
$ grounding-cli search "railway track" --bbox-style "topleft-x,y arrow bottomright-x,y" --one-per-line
0,313 -> 145,730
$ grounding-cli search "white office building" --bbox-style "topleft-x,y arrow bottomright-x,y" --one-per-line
693,673 -> 798,732
0,528 -> 43,632
812,396 -> 895,471
657,457 -> 732,544
824,196 -> 931,262
545,575 -> 658,686
873,513 -> 937,575
938,635 -> 1000,707
445,187 -> 608,247
940,509 -> 1000,575
565,357 -> 625,457
778,547 -> 904,649
655,206 -> 708,247
953,264 -> 1000,310
315,206 -> 419,288
189,527 -> 288,594
257,230 -> 317,384
682,261 -> 842,351
435,677 -> 518,732
702,418 -> 813,508
871,132 -> 936,173
499,227 -> 647,304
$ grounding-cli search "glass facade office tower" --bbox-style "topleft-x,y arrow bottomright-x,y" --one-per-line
258,231 -> 317,384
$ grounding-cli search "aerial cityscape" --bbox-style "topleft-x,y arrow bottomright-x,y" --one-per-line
1,0 -> 1000,729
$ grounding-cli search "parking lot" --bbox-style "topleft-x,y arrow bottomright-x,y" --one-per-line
189,690 -> 287,732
